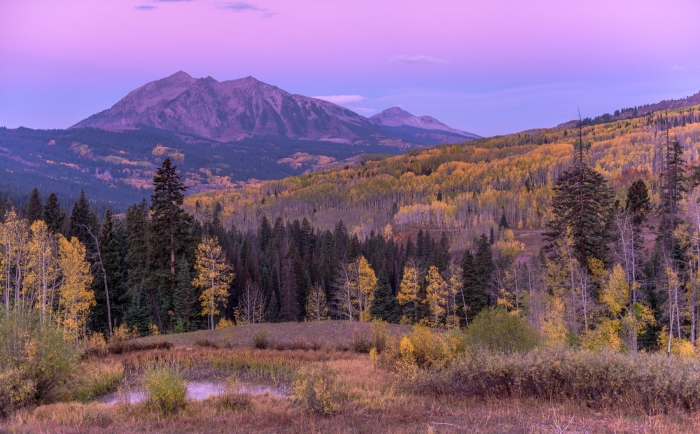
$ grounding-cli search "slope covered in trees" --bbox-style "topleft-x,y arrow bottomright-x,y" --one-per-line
186,105 -> 700,251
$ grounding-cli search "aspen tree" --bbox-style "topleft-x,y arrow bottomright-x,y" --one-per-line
424,265 -> 447,327
397,262 -> 420,323
57,236 -> 95,340
305,283 -> 329,321
26,220 -> 58,324
357,256 -> 377,322
193,236 -> 234,330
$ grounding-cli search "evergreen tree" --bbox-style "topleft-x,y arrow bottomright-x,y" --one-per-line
43,192 -> 65,234
499,212 -> 509,229
543,152 -> 614,264
124,200 -> 152,333
91,210 -> 128,334
626,180 -> 651,226
148,158 -> 193,331
0,195 -> 6,223
657,135 -> 687,258
173,256 -> 198,332
370,269 -> 399,323
25,188 -> 42,223
279,240 -> 302,322
69,190 -> 97,248
461,242 -> 489,323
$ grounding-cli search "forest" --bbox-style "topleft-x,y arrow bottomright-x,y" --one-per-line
6,109 -> 700,431
3,107 -> 700,354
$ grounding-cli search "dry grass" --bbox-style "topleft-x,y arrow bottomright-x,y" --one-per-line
5,322 -> 700,433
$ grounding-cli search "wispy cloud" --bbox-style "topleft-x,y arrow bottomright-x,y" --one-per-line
313,95 -> 365,105
217,2 -> 277,18
348,107 -> 376,115
672,65 -> 688,71
155,0 -> 192,2
390,55 -> 450,65
135,5 -> 157,10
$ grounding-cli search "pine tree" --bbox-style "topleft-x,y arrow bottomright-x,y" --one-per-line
173,256 -> 199,332
69,190 -> 97,248
543,126 -> 614,265
657,134 -> 687,258
626,180 -> 650,226
148,158 -> 193,331
91,210 -> 128,335
125,199 -> 152,333
279,240 -> 302,322
25,188 -> 42,223
43,192 -> 64,234
370,269 -> 399,323
461,247 -> 487,324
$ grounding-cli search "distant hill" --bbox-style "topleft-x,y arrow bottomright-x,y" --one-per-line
185,103 -> 700,253
370,107 -> 480,144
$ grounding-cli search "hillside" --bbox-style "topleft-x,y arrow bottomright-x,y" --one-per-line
186,105 -> 700,251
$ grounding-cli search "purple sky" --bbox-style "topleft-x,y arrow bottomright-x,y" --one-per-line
1,0 -> 699,136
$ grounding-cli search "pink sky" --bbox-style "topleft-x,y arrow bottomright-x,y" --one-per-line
1,0 -> 699,135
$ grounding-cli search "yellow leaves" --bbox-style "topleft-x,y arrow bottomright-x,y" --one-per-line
424,266 -> 447,327
397,265 -> 420,315
193,236 -> 234,329
598,264 -> 629,317
358,256 -> 377,322
542,296 -> 567,347
57,236 -> 94,339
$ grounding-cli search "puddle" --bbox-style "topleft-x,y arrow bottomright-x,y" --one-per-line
98,380 -> 287,405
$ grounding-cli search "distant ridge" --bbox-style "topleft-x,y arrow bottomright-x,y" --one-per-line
557,91 -> 700,129
72,72 -> 479,145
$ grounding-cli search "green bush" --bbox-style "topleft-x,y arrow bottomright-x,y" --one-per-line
142,364 -> 187,414
465,308 -> 540,353
253,330 -> 271,349
0,309 -> 80,413
293,364 -> 342,415
410,348 -> 700,414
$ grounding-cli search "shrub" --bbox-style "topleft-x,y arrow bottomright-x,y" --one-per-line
213,376 -> 252,411
63,361 -> 125,402
464,308 -> 540,353
195,338 -> 222,349
253,330 -> 271,349
351,329 -> 372,353
0,309 -> 80,408
0,369 -> 36,417
84,332 -> 108,357
293,364 -> 342,416
409,348 -> 700,414
370,320 -> 391,353
142,364 -> 187,414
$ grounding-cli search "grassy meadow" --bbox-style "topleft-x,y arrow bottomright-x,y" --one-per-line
3,320 -> 700,433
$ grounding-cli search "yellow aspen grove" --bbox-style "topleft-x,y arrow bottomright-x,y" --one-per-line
57,236 -> 95,340
446,264 -> 462,329
26,220 -> 58,324
424,265 -> 447,327
398,263 -> 420,323
193,236 -> 234,330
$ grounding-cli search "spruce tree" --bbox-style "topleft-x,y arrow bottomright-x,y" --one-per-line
173,256 -> 198,332
461,237 -> 491,323
148,158 -> 193,331
125,199 -> 152,332
91,210 -> 128,334
543,128 -> 614,265
370,269 -> 399,323
69,189 -> 97,248
657,135 -> 687,258
25,188 -> 42,223
43,192 -> 64,234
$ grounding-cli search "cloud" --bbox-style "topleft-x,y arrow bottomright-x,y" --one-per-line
348,107 -> 376,115
390,55 -> 450,65
135,5 -> 157,10
155,0 -> 192,2
216,2 -> 277,18
313,95 -> 366,105
672,65 -> 688,71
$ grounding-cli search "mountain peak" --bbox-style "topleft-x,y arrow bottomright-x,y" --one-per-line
370,107 -> 479,139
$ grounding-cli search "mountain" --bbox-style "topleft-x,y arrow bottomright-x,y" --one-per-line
370,107 -> 480,143
72,72 -> 478,146
72,71 -> 383,143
